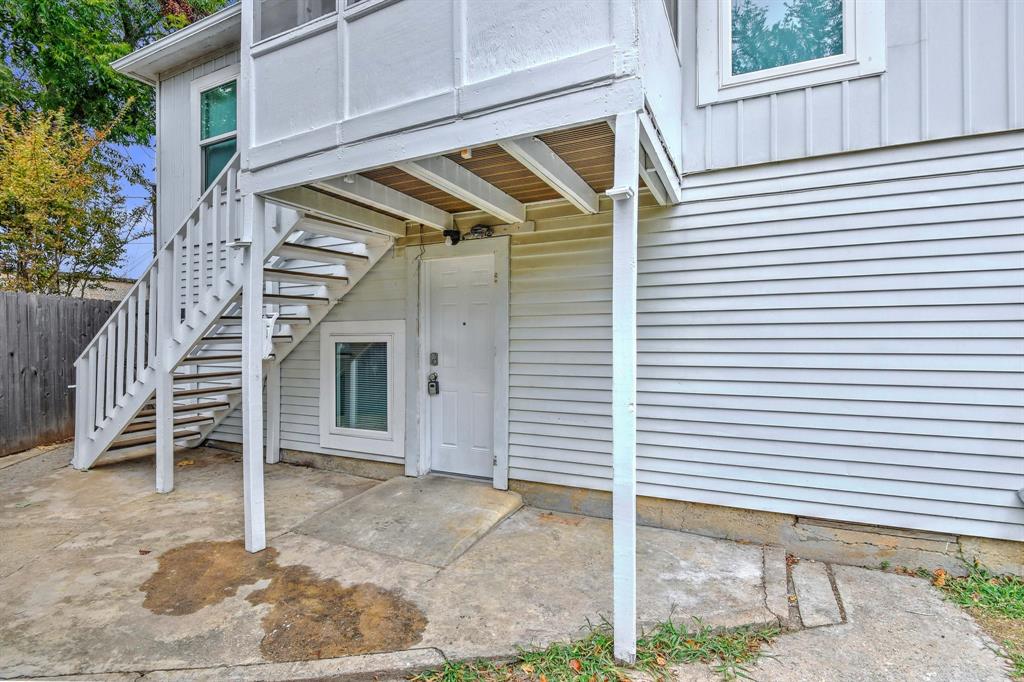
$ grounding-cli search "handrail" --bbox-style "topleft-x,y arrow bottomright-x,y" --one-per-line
74,154 -> 241,365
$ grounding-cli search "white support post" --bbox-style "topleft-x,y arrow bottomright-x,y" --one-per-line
241,193 -> 267,552
265,349 -> 281,464
610,111 -> 640,664
155,250 -> 175,493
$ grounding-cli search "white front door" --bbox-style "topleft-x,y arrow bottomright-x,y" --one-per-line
425,254 -> 496,478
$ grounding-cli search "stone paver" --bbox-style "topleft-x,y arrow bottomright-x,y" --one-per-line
295,475 -> 522,568
672,565 -> 1010,681
791,558 -> 843,627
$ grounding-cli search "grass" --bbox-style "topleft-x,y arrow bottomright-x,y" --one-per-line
409,618 -> 780,682
935,560 -> 1024,680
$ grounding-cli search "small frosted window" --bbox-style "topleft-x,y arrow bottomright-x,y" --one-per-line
731,0 -> 844,76
335,341 -> 388,432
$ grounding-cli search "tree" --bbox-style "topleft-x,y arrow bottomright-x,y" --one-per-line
0,107 -> 150,296
0,0 -> 229,146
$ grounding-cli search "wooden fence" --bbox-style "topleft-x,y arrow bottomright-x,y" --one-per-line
0,292 -> 117,456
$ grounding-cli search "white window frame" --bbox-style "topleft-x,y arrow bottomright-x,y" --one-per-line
697,0 -> 885,106
190,64 -> 240,198
319,319 -> 406,457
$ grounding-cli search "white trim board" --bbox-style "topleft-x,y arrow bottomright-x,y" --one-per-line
403,237 -> 511,489
318,319 -> 407,458
190,63 -> 240,201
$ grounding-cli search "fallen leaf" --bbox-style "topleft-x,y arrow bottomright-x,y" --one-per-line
521,663 -> 534,674
175,459 -> 195,468
138,549 -> 151,555
931,568 -> 947,588
684,639 -> 697,647
540,675 -> 548,682
14,501 -> 31,508
569,659 -> 582,673
655,655 -> 667,666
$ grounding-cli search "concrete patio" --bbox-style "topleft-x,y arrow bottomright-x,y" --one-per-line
0,444 -> 1011,681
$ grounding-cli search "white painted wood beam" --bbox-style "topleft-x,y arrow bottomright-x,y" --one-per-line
396,156 -> 526,225
265,360 -> 281,464
638,112 -> 682,205
241,193 -> 267,553
267,186 -> 406,238
639,148 -> 670,206
610,111 -> 640,664
498,136 -> 599,214
316,174 -> 453,231
154,246 -> 175,494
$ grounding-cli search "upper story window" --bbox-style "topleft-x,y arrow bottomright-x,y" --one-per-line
198,79 -> 236,190
696,0 -> 884,106
257,0 -> 336,41
730,0 -> 844,76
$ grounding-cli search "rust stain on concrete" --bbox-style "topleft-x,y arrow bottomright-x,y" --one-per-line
246,565 -> 427,661
141,540 -> 427,661
140,540 -> 278,616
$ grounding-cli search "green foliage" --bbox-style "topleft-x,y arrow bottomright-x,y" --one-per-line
937,560 -> 1024,680
941,562 -> 1024,620
731,0 -> 844,76
0,0 -> 229,145
410,618 -> 780,682
0,107 -> 150,295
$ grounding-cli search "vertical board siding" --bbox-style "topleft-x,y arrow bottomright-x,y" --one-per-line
680,0 -> 1024,173
157,50 -> 240,244
0,293 -> 117,456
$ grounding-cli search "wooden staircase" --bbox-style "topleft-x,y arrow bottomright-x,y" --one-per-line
72,155 -> 394,470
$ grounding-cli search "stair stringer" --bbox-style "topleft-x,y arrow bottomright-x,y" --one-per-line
179,220 -> 396,452
75,206 -> 304,469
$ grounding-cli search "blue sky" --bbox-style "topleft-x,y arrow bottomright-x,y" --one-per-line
115,142 -> 157,279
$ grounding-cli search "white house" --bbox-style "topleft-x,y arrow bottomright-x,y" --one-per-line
74,0 -> 1022,661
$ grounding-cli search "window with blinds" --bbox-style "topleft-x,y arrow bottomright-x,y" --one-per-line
334,341 -> 388,432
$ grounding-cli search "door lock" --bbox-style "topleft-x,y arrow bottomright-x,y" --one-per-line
426,371 -> 440,396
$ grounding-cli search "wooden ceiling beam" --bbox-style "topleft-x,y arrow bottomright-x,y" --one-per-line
498,135 -> 599,214
316,174 -> 453,231
396,156 -> 526,225
265,186 -> 406,238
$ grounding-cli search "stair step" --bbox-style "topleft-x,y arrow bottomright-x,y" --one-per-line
123,414 -> 213,434
179,354 -> 242,364
262,292 -> 331,305
274,242 -> 368,265
219,315 -> 311,325
172,385 -> 242,398
201,334 -> 292,343
263,267 -> 349,285
136,400 -> 231,418
173,370 -> 242,382
108,429 -> 203,451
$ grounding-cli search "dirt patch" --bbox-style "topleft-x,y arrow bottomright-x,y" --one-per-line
140,540 -> 278,615
538,511 -> 582,527
141,540 -> 427,661
247,565 -> 427,661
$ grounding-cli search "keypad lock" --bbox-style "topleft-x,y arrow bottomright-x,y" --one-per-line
426,372 -> 440,396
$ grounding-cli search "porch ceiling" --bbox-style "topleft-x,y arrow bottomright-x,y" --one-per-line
362,121 -> 615,217
275,120 -> 640,232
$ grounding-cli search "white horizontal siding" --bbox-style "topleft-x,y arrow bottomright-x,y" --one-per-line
679,0 -> 1024,172
510,131 -> 1024,542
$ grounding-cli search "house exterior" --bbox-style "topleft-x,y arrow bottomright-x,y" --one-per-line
74,0 -> 1022,661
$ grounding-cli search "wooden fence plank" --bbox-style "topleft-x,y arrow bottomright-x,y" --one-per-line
0,292 -> 118,456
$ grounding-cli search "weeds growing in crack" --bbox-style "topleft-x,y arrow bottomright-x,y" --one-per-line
934,559 -> 1024,680
409,617 -> 780,682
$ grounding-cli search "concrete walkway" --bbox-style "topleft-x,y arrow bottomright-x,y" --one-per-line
0,445 -> 1012,681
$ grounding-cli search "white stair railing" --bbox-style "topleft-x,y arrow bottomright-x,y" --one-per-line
72,155 -> 243,468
